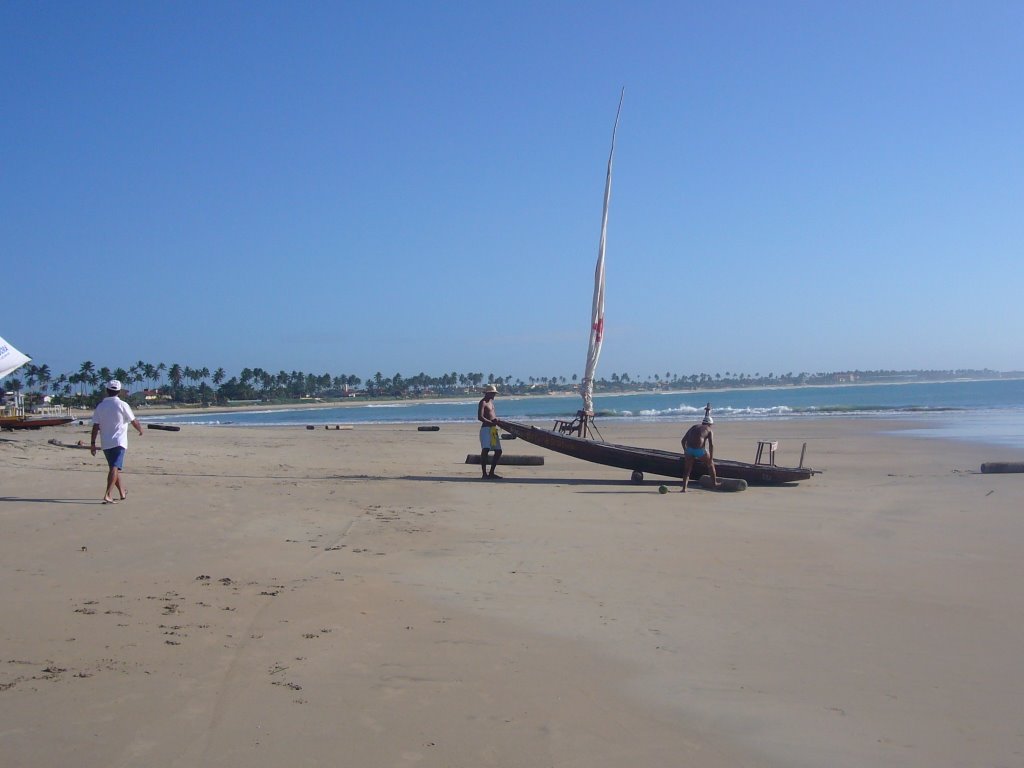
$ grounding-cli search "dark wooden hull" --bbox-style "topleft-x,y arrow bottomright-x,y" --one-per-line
0,417 -> 74,430
496,419 -> 815,485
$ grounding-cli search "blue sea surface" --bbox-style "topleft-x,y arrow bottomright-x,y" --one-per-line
142,378 -> 1024,450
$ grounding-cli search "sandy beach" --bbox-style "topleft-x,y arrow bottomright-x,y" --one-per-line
2,417 -> 1022,767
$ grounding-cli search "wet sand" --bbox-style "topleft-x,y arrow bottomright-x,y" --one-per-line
2,418 -> 1022,767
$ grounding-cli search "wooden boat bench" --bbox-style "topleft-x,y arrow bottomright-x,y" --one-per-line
553,412 -> 585,436
557,417 -> 581,436
755,440 -> 778,466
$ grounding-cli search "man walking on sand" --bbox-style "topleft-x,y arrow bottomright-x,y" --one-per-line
90,379 -> 143,504
477,384 -> 503,479
680,410 -> 716,493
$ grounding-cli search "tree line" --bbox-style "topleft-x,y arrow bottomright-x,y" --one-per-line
4,360 -> 1014,409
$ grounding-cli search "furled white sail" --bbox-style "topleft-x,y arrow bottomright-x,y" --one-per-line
581,91 -> 623,416
0,335 -> 31,380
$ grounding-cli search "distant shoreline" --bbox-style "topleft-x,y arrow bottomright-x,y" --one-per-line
124,376 -> 1024,419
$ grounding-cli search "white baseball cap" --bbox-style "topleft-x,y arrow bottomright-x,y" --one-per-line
106,379 -> 122,392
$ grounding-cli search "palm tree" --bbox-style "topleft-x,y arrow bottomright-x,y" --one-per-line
24,364 -> 38,393
36,364 -> 52,397
213,368 -> 226,388
250,368 -> 265,390
169,364 -> 183,391
79,361 -> 96,393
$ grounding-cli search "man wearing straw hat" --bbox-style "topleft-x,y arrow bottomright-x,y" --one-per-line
90,379 -> 144,504
477,384 -> 503,479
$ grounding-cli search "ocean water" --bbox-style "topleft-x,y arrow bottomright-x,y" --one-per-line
143,378 -> 1024,450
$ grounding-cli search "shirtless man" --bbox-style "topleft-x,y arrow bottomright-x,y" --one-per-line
477,384 -> 503,479
680,411 -> 716,492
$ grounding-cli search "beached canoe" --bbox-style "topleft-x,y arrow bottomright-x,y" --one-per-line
1,416 -> 74,430
496,419 -> 816,485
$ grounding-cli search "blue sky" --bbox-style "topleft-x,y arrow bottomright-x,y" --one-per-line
3,1 -> 1022,384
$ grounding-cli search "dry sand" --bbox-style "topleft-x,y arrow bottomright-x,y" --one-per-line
1,417 -> 1022,767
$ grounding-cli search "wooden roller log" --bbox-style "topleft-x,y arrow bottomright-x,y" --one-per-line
147,424 -> 181,432
699,475 -> 747,492
465,454 -> 544,466
980,462 -> 1024,474
417,425 -> 440,431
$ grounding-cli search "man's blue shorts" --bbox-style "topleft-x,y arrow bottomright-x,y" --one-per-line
684,445 -> 706,459
103,447 -> 126,469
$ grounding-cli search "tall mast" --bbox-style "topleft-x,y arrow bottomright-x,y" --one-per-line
581,89 -> 624,417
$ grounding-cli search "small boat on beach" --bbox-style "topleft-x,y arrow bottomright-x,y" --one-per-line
500,94 -> 818,486
496,418 -> 815,485
1,334 -> 74,430
1,414 -> 74,430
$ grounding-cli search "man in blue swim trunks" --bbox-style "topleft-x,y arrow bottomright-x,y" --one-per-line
90,379 -> 144,504
680,412 -> 716,492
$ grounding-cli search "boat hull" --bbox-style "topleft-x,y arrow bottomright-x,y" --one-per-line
1,417 -> 74,430
496,419 -> 814,484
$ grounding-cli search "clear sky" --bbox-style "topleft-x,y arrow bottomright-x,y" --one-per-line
3,1 -> 1022,384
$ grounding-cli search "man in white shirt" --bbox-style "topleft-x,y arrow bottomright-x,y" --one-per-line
90,379 -> 143,504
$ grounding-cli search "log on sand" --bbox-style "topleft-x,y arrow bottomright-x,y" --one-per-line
981,462 -> 1024,474
465,454 -> 544,466
699,474 -> 748,492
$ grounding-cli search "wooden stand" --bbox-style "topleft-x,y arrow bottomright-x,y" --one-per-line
552,411 -> 602,440
754,440 -> 778,466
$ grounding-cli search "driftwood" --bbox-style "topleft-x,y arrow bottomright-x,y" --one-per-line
147,424 -> 181,432
48,439 -> 95,451
417,426 -> 440,431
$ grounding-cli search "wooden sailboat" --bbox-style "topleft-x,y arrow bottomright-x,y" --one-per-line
497,96 -> 817,485
0,335 -> 73,429
1,415 -> 74,430
497,417 -> 815,485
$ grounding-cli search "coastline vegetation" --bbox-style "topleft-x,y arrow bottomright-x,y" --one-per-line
5,360 -> 1020,410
